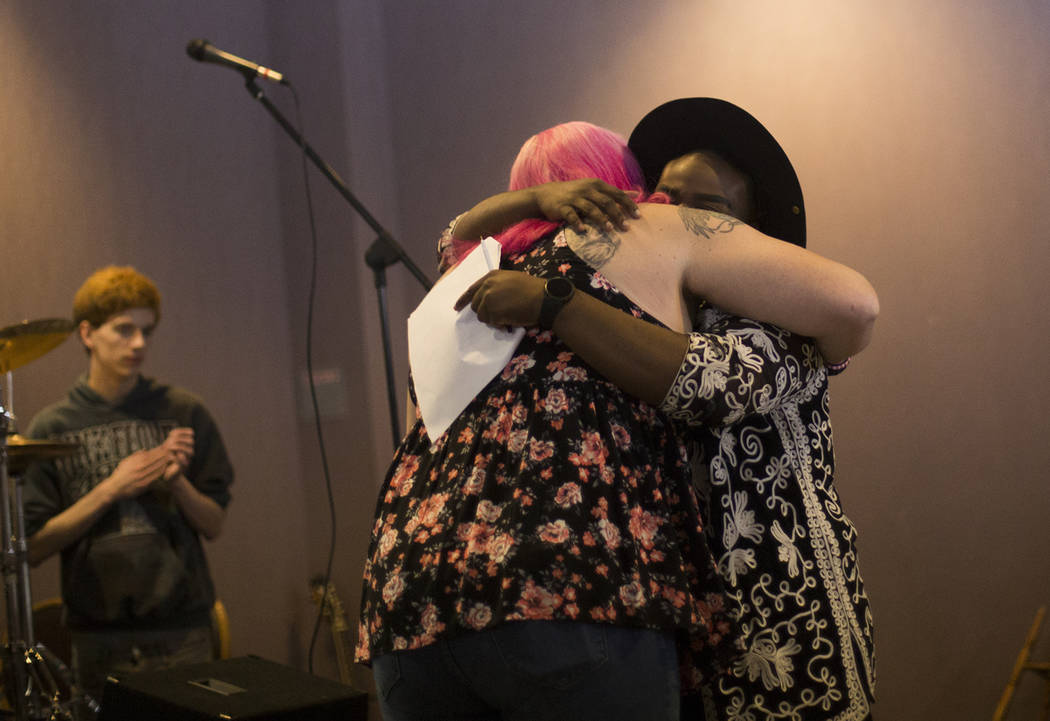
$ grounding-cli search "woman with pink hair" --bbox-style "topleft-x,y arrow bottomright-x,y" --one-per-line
439,121 -> 654,270
358,122 -> 732,721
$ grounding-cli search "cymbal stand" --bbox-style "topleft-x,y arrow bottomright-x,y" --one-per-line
1,375 -> 96,720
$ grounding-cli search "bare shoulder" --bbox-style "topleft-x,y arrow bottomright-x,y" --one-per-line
639,203 -> 744,239
563,207 -> 686,270
564,202 -> 745,273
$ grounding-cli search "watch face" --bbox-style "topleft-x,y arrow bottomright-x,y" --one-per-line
538,276 -> 576,330
546,276 -> 574,300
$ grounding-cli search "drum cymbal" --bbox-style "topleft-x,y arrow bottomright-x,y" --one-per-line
4,435 -> 80,474
0,319 -> 75,374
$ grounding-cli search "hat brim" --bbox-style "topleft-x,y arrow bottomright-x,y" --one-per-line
628,98 -> 806,247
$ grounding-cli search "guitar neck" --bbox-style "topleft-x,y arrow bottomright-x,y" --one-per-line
311,578 -> 354,686
330,623 -> 352,686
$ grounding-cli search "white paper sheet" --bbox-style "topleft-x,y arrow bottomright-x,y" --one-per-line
407,237 -> 525,445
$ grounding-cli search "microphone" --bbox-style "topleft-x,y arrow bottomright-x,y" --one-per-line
186,39 -> 287,84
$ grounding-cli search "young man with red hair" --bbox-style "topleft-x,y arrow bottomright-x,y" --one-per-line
23,265 -> 233,702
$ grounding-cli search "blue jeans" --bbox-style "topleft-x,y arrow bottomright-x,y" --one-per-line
372,621 -> 679,721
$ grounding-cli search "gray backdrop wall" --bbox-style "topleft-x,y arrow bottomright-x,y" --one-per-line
2,2 -> 1047,720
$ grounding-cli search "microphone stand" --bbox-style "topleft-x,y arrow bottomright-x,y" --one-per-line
243,77 -> 432,448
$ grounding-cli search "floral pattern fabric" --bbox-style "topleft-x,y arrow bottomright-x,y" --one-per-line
356,233 -> 736,688
662,308 -> 876,720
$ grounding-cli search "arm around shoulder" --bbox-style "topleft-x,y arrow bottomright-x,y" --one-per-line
452,180 -> 639,241
456,268 -> 689,406
647,204 -> 879,363
550,291 -> 691,406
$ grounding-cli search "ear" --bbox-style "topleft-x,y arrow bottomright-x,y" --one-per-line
78,320 -> 95,351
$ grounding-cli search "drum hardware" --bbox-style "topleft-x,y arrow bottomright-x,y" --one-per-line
0,318 -> 97,720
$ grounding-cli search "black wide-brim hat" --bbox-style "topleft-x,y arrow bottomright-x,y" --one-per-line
628,97 -> 806,247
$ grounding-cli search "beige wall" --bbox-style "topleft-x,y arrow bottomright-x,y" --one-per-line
2,1 -> 1048,720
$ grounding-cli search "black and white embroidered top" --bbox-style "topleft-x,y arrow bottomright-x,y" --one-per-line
662,307 -> 876,720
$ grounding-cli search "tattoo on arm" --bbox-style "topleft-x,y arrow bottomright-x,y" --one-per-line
677,206 -> 742,239
565,227 -> 621,269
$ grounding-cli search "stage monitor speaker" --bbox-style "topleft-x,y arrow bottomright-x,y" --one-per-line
99,655 -> 368,721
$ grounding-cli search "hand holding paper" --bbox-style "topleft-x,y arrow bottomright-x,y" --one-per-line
406,238 -> 526,444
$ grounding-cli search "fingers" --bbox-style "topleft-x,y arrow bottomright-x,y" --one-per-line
454,284 -> 476,311
451,270 -> 543,327
163,429 -> 194,463
119,457 -> 167,496
574,197 -> 622,232
146,449 -> 175,475
590,190 -> 639,230
563,181 -> 639,232
144,444 -> 183,477
163,460 -> 185,482
590,184 -> 639,226
110,447 -> 181,499
166,427 -> 194,445
562,206 -> 586,233
454,270 -> 498,311
165,439 -> 193,457
174,450 -> 191,468
129,446 -> 169,469
468,279 -> 495,323
452,271 -> 504,324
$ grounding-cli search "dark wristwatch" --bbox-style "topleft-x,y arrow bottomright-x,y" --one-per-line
538,276 -> 575,330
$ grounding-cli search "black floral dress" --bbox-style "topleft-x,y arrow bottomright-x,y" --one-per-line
355,231 -> 737,688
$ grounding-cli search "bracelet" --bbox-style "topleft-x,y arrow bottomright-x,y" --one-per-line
826,356 -> 851,375
447,212 -> 466,239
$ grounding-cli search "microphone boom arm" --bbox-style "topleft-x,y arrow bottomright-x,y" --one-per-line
244,78 -> 431,447
244,80 -> 433,291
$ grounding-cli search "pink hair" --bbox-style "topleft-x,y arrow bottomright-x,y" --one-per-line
449,122 -> 663,265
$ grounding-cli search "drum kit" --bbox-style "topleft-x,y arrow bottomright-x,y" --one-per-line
0,319 -> 96,720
